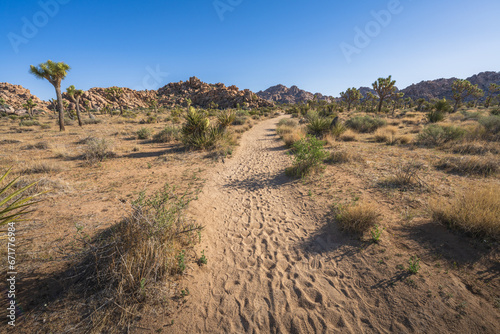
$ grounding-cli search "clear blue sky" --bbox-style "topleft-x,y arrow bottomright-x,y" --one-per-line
1,0 -> 499,101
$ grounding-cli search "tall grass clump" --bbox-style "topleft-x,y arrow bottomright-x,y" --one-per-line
285,135 -> 327,178
136,127 -> 152,139
417,124 -> 466,147
83,137 -> 115,164
181,108 -> 230,150
307,117 -> 331,137
69,184 -> 202,332
435,156 -> 498,177
431,185 -> 500,239
153,126 -> 180,143
345,115 -> 386,133
479,115 -> 500,140
335,202 -> 381,234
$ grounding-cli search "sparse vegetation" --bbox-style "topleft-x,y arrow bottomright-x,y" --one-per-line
136,127 -> 152,139
153,126 -> 180,143
436,156 -> 498,177
83,137 -> 115,164
417,124 -> 466,146
346,115 -> 386,133
408,256 -> 421,274
285,135 -> 327,178
335,201 -> 380,234
431,184 -> 500,239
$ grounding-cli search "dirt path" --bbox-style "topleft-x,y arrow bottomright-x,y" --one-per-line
166,116 -> 375,333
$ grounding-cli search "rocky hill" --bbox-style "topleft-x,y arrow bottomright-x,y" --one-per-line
401,71 -> 500,101
0,82 -> 49,114
257,84 -> 333,104
157,77 -> 273,109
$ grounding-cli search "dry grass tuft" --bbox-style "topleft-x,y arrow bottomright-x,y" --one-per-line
83,137 -> 116,164
431,185 -> 500,239
325,149 -> 364,164
448,140 -> 500,155
374,126 -> 398,144
335,201 -> 381,234
68,184 -> 202,333
339,130 -> 358,142
24,141 -> 50,150
435,156 -> 498,177
22,161 -> 63,174
379,162 -> 428,190
282,128 -> 305,148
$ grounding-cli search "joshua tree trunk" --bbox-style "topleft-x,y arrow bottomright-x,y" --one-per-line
55,83 -> 65,131
453,100 -> 460,113
377,98 -> 384,113
75,97 -> 83,126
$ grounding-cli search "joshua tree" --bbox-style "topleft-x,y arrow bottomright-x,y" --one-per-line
105,86 -> 125,115
148,98 -> 158,113
372,76 -> 397,113
451,79 -> 483,112
22,98 -> 37,117
66,85 -> 84,126
29,60 -> 70,131
389,92 -> 405,116
416,98 -> 426,111
340,88 -> 363,111
485,83 -> 500,108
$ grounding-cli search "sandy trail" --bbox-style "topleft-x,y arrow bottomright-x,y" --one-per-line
169,116 -> 374,333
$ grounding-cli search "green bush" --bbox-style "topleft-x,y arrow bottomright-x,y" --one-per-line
330,122 -> 347,138
181,108 -> 227,150
136,127 -> 152,139
433,99 -> 452,113
307,117 -> 331,137
285,135 -> 327,178
490,108 -> 500,116
83,138 -> 115,164
217,110 -> 236,129
427,110 -> 445,123
417,124 -> 466,146
277,118 -> 298,128
479,116 -> 500,137
153,126 -> 180,143
345,116 -> 386,133
19,120 -> 40,127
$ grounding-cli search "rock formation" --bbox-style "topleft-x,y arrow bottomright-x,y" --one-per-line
257,84 -> 333,104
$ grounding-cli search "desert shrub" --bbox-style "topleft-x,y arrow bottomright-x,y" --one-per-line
417,124 -> 466,147
378,162 -> 427,190
435,156 -> 498,177
40,123 -> 51,129
335,202 -> 381,234
140,115 -> 157,124
479,115 -> 500,138
345,116 -> 386,133
490,108 -> 500,116
277,118 -> 298,128
83,137 -> 115,164
449,141 -> 500,155
232,116 -> 247,126
24,141 -> 50,150
181,108 -> 233,150
307,117 -> 331,137
19,119 -> 40,127
339,130 -> 358,142
83,118 -> 102,125
153,126 -> 179,143
431,185 -> 500,239
282,129 -> 305,148
285,135 -> 327,178
22,161 -> 62,174
330,122 -> 347,138
461,110 -> 482,121
217,110 -> 236,128
433,99 -> 452,113
427,110 -> 445,123
69,184 -> 202,332
325,149 -> 363,164
374,127 -> 398,145
136,127 -> 152,139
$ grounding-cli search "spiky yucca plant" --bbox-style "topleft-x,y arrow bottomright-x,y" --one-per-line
1,167 -> 42,227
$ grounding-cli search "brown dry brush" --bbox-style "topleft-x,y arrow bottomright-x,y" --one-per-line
65,183 -> 203,333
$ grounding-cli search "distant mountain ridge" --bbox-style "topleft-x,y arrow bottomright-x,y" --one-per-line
400,71 -> 500,101
256,84 -> 333,104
